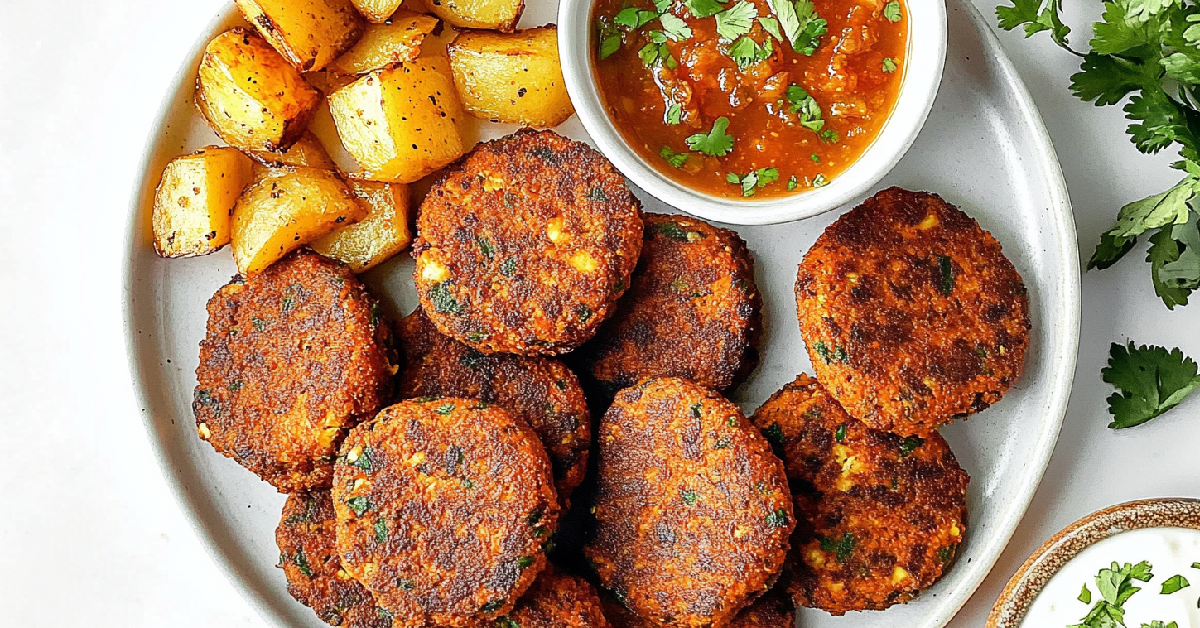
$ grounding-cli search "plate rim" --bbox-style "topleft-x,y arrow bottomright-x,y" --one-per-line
120,2 -> 1082,626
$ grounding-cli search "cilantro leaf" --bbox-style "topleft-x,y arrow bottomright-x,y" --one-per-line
1087,230 -> 1138,270
655,0 -> 672,12
759,16 -> 782,40
599,34 -> 622,59
716,1 -> 758,40
883,0 -> 902,22
882,57 -> 897,72
1071,53 -> 1154,106
996,0 -> 1070,48
615,7 -> 659,28
787,85 -> 825,132
660,146 -> 690,167
1092,0 -> 1160,55
686,117 -> 735,156
1080,583 -> 1092,604
659,13 -> 693,40
1161,574 -> 1190,594
1148,223 -> 1195,308
1108,176 -> 1198,238
1102,341 -> 1200,428
686,0 -> 726,18
1141,622 -> 1180,628
768,0 -> 826,55
728,167 -> 780,196
638,38 -> 677,68
1158,210 -> 1200,290
1126,88 -> 1196,154
665,102 -> 683,125
729,36 -> 772,70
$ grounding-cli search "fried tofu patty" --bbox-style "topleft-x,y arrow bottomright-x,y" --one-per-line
194,250 -> 395,492
396,310 -> 591,504
586,378 -> 794,627
599,589 -> 795,628
795,188 -> 1030,435
413,129 -> 643,356
332,398 -> 560,627
751,375 -> 969,614
276,491 -> 391,628
579,213 -> 761,395
494,566 -> 611,628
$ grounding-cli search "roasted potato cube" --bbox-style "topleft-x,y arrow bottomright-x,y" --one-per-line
152,147 -> 254,258
326,11 -> 440,75
312,181 -> 412,271
352,0 -> 407,22
448,26 -> 574,127
196,29 -> 322,152
247,131 -> 340,170
231,167 -> 366,275
234,0 -> 365,71
328,57 -> 466,183
428,0 -> 523,32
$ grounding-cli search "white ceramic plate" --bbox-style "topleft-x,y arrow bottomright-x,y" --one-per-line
123,1 -> 1079,627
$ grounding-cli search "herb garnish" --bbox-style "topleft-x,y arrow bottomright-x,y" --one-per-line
996,0 -> 1200,308
661,146 -> 690,167
615,7 -> 659,28
729,36 -> 773,70
686,0 -> 727,19
716,1 -> 758,40
766,0 -> 827,55
665,103 -> 683,125
687,117 -> 735,156
346,496 -> 372,516
660,13 -> 693,39
1069,561 -> 1153,628
883,1 -> 902,22
883,57 -> 898,72
429,281 -> 462,315
818,532 -> 855,562
787,85 -> 825,132
1161,574 -> 1190,594
727,168 -> 780,196
682,490 -> 700,505
1102,342 -> 1200,428
374,518 -> 388,543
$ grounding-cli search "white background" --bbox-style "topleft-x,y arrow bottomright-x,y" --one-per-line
0,1 -> 1197,626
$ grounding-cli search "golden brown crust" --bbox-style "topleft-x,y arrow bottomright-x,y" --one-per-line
194,250 -> 395,492
751,375 -> 969,614
332,399 -> 560,627
412,129 -> 643,356
586,378 -> 794,628
599,589 -> 795,628
495,566 -> 611,628
794,187 -> 1030,435
276,491 -> 392,628
578,213 -> 762,396
396,311 -> 591,504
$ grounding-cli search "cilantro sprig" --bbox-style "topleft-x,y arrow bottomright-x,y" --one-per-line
687,117 -> 735,156
767,0 -> 827,55
997,0 -> 1200,308
1102,342 -> 1200,428
727,167 -> 780,196
1070,561 -> 1154,628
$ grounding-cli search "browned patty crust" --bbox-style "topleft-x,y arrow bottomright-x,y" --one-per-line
276,491 -> 392,628
751,375 -> 968,614
586,378 -> 795,627
599,589 -> 795,628
795,187 -> 1030,435
332,399 -> 560,627
396,310 -> 591,503
579,213 -> 762,395
413,129 -> 643,356
194,250 -> 395,492
495,566 -> 611,628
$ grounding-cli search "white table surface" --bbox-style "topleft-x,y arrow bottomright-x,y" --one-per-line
1,1 -> 1197,626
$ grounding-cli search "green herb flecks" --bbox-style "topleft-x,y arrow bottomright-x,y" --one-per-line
786,85 -> 825,132
281,295 -> 296,313
818,532 -> 855,562
482,600 -> 506,613
499,257 -> 518,276
1080,583 -> 1093,604
1069,561 -> 1153,628
727,167 -> 780,197
882,57 -> 898,72
1140,622 -> 1179,628
812,174 -> 829,187
813,340 -> 848,363
686,117 -> 735,156
527,508 -> 544,526
937,255 -> 955,295
517,556 -> 535,569
459,351 -> 485,370
495,617 -> 521,628
763,422 -> 785,445
766,509 -> 790,528
766,0 -> 826,55
759,16 -> 782,39
682,490 -> 700,505
938,545 -> 956,564
435,402 -> 456,415
686,0 -> 727,18
476,235 -> 495,261
1102,342 -> 1200,428
351,447 -> 374,471
690,402 -> 703,417
429,281 -> 463,315
599,32 -> 622,59
346,496 -> 372,516
788,175 -> 798,190
883,1 -> 901,21
899,435 -> 924,457
374,518 -> 388,543
835,423 -> 847,442
615,7 -> 659,28
661,146 -> 690,167
729,36 -> 773,70
577,305 -> 593,322
293,548 -> 313,577
657,220 -> 703,242
1162,574 -> 1190,594
665,102 -> 684,125
660,13 -> 693,40
397,578 -> 416,591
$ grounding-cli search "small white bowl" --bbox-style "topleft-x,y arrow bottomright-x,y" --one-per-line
557,0 -> 948,225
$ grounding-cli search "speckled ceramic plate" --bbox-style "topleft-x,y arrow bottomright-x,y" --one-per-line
987,498 -> 1200,628
122,0 -> 1079,626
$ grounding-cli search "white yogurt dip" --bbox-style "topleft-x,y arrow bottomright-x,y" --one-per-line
1022,527 -> 1200,628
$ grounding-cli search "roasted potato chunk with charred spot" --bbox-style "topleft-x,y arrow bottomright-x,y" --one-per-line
152,146 -> 254,258
351,0 -> 406,22
196,29 -> 322,152
311,181 -> 412,272
326,11 -> 440,75
328,58 -> 466,183
232,167 -> 366,275
448,26 -> 574,127
428,0 -> 524,32
248,131 -> 339,171
235,0 -> 365,72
